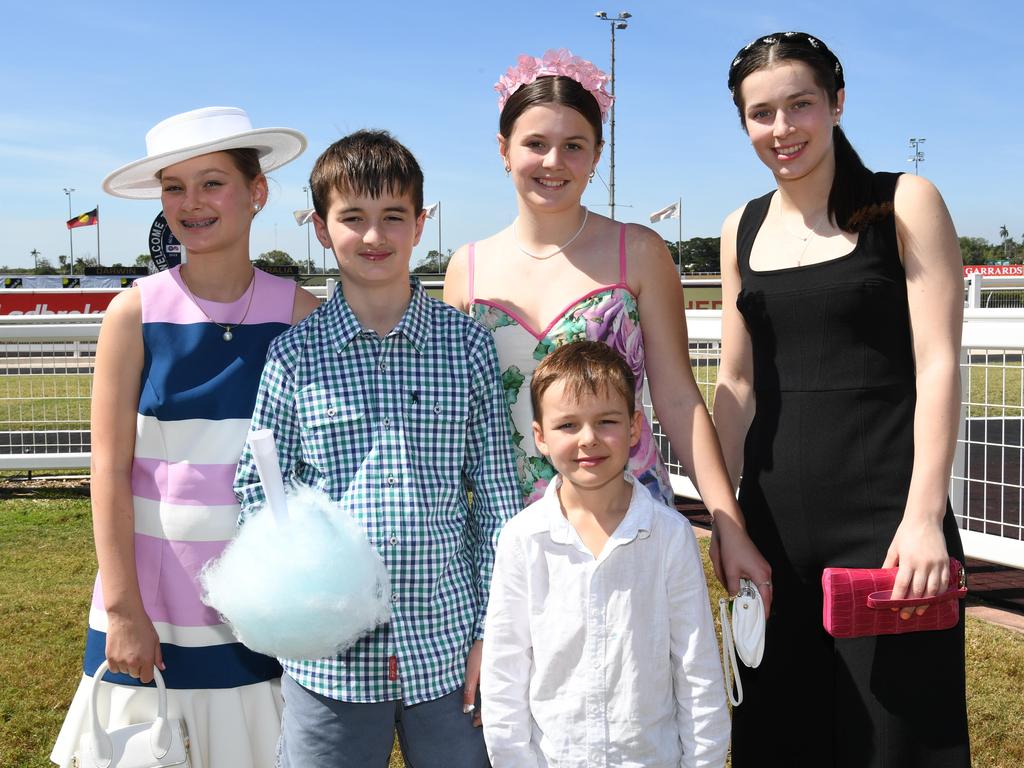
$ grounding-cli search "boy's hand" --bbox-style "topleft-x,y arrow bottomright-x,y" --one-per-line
463,639 -> 483,727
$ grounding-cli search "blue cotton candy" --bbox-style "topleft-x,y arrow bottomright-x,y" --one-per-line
200,485 -> 391,660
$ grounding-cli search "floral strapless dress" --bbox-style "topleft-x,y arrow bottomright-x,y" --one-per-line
470,285 -> 674,505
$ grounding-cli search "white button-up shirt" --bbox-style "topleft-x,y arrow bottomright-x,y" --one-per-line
482,474 -> 729,768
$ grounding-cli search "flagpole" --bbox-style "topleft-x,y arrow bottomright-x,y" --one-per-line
63,188 -> 75,274
303,187 -> 312,274
96,204 -> 101,266
677,197 -> 682,277
437,202 -> 442,274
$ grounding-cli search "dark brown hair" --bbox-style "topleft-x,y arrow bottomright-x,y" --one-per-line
530,341 -> 636,423
156,147 -> 263,183
728,32 -> 885,233
499,76 -> 603,145
309,129 -> 424,218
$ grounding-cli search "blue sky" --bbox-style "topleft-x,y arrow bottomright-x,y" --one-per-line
1,0 -> 1020,270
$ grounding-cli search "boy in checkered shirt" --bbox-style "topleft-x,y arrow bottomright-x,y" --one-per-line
234,130 -> 521,767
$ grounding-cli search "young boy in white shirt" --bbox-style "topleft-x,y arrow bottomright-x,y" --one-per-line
481,340 -> 729,768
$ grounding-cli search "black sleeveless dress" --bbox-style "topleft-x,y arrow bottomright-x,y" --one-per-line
730,172 -> 970,767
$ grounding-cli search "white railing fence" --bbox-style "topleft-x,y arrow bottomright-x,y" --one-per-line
964,273 -> 1024,309
2,304 -> 1023,568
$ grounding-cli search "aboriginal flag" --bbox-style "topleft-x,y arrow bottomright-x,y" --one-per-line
67,207 -> 99,229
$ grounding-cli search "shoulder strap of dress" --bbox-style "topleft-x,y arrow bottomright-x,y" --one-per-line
467,242 -> 476,302
618,224 -> 628,284
735,191 -> 775,279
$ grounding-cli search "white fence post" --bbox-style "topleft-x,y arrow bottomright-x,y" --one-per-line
967,273 -> 982,308
950,346 -> 969,522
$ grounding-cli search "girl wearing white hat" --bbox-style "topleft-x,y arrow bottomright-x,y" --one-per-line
51,107 -> 320,768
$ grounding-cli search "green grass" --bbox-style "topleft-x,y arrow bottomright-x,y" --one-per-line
2,488 -> 1022,767
0,492 -> 94,768
0,374 -> 91,430
965,361 -> 1024,418
0,360 -> 1018,435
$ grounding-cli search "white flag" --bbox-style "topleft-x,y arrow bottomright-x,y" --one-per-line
293,208 -> 314,226
649,201 -> 680,223
423,202 -> 439,219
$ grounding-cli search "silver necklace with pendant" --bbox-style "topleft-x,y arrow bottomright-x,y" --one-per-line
181,269 -> 256,341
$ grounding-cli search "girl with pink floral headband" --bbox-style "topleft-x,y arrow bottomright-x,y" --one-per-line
447,48 -> 763,527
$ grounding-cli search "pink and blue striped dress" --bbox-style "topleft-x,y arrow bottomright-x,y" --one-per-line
51,266 -> 297,768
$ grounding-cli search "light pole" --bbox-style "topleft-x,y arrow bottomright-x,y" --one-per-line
908,137 -> 925,175
63,187 -> 75,273
302,186 -> 312,274
594,10 -> 630,221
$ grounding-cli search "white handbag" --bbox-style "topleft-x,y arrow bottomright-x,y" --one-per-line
718,578 -> 766,706
71,661 -> 191,768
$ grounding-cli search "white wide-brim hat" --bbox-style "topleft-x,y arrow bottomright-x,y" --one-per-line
103,106 -> 307,199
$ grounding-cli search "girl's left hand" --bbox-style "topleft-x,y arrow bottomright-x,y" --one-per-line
710,515 -> 773,617
882,515 -> 950,620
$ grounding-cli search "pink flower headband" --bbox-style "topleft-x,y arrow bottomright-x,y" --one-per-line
495,49 -> 614,122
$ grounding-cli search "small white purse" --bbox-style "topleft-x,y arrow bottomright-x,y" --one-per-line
72,661 -> 191,768
718,578 -> 766,706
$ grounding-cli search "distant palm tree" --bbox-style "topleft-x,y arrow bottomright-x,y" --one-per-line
999,225 -> 1010,261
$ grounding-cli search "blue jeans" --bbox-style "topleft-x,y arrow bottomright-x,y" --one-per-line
279,673 -> 489,768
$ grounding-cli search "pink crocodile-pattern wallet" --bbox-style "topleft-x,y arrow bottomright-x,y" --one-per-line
822,558 -> 967,638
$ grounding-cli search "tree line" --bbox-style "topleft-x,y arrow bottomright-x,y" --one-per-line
5,231 -> 1021,275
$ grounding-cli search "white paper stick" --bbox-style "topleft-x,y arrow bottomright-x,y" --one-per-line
250,429 -> 289,525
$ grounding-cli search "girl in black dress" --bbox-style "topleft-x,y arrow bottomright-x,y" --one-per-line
711,32 -> 970,766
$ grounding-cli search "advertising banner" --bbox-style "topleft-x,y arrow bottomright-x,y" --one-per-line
964,265 -> 1024,276
0,290 -> 119,316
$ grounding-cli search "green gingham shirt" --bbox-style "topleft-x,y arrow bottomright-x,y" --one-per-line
234,278 -> 521,704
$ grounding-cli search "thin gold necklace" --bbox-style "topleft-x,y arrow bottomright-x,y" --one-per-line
180,269 -> 256,341
513,207 -> 589,260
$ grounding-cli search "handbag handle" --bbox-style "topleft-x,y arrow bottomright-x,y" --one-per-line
866,584 -> 968,609
717,598 -> 743,707
866,562 -> 968,609
88,661 -> 173,767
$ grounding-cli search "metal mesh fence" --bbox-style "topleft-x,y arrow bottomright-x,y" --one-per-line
982,290 -> 1024,309
0,339 -> 94,463
954,350 -> 1024,543
645,341 -> 719,481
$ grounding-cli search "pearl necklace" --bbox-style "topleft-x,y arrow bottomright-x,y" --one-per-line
513,208 -> 589,260
181,269 -> 256,342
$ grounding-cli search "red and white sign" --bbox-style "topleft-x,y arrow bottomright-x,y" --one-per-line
0,290 -> 119,316
963,265 -> 1024,277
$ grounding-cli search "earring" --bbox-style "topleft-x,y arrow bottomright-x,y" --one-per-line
589,170 -> 595,184
254,203 -> 261,213
504,164 -> 511,175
